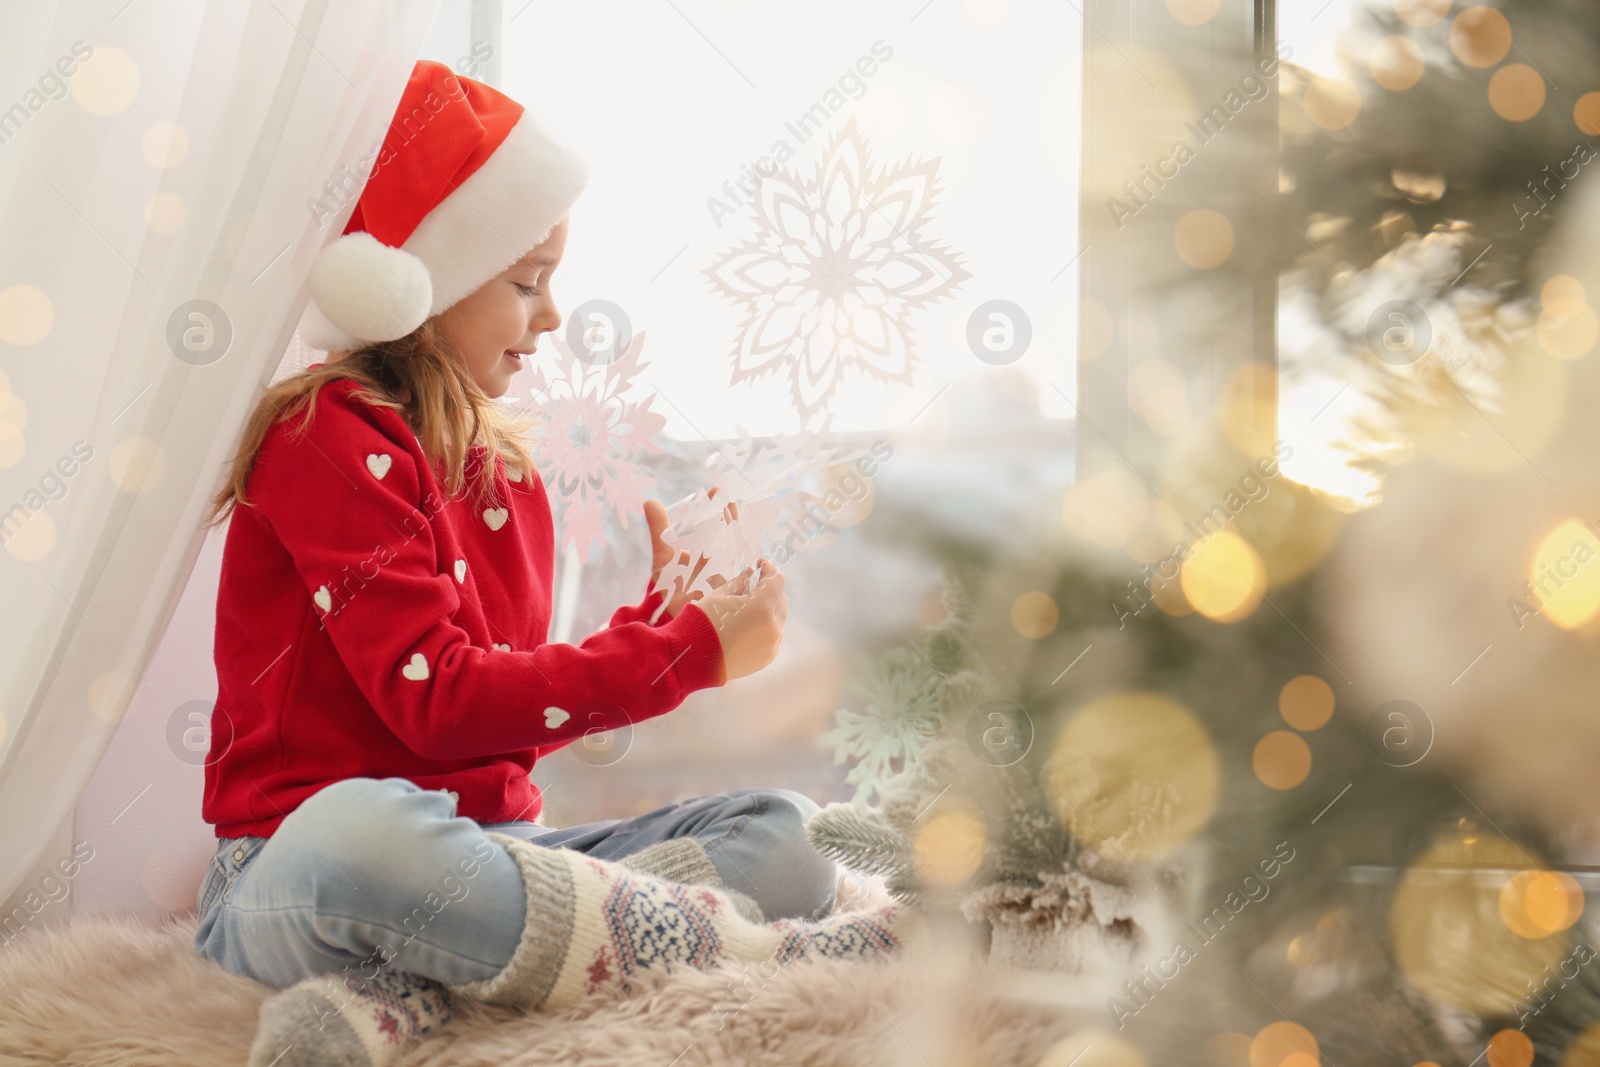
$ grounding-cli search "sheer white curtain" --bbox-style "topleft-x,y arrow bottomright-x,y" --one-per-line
0,0 -> 441,905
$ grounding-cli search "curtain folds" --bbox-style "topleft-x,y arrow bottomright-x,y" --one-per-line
0,0 -> 442,904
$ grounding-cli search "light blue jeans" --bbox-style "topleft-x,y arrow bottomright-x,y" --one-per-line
193,776 -> 838,991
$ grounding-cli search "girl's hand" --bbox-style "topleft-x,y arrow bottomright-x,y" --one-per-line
695,558 -> 788,681
643,487 -> 739,619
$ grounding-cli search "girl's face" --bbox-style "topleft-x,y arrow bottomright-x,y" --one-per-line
434,217 -> 568,398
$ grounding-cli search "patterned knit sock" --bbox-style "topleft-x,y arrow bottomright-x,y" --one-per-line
247,966 -> 452,1067
615,837 -> 766,922
454,830 -> 923,1014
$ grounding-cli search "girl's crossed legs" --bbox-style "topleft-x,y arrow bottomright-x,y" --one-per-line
193,775 -> 840,992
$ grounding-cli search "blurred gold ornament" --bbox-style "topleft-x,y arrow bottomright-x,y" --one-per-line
1047,691 -> 1220,860
1392,834 -> 1569,1015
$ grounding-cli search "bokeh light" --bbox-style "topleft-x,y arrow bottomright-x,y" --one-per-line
1487,1029 -> 1535,1067
1499,869 -> 1584,939
1011,590 -> 1060,638
1576,92 -> 1600,136
1370,35 -> 1426,92
1529,519 -> 1600,630
1392,834 -> 1570,1014
1488,64 -> 1546,122
1393,0 -> 1450,27
1062,467 -> 1150,548
1450,6 -> 1513,68
1280,675 -> 1335,731
0,285 -> 53,347
1180,528 -> 1266,622
1305,77 -> 1362,130
1175,209 -> 1236,270
1250,1021 -> 1318,1067
913,807 -> 987,886
1538,296 -> 1599,360
1253,730 -> 1312,790
1047,691 -> 1220,860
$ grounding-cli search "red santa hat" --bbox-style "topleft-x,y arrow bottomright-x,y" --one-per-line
299,60 -> 588,352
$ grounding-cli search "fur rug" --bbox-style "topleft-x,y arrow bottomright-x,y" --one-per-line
0,909 -> 1090,1066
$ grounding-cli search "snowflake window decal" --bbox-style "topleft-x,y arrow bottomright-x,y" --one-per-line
703,115 -> 973,430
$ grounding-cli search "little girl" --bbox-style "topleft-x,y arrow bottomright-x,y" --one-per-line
192,60 -> 919,1067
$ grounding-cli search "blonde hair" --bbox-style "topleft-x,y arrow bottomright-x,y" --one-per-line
203,319 -> 539,529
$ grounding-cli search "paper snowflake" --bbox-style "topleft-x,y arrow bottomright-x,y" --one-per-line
704,115 -> 973,429
517,329 -> 667,562
821,648 -> 946,806
647,418 -> 873,619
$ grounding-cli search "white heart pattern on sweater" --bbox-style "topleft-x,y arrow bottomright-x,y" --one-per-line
313,585 -> 332,613
493,642 -> 511,652
401,653 -> 429,681
454,559 -> 467,583
483,508 -> 508,531
366,453 -> 392,480
543,707 -> 570,729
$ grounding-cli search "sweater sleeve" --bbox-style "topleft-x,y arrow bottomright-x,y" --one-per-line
246,390 -> 727,762
607,578 -> 670,629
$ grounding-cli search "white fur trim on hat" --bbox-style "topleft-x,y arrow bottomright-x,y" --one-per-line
402,112 -> 588,318
306,230 -> 434,347
296,294 -> 361,353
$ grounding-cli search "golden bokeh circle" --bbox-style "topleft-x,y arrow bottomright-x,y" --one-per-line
1392,834 -> 1570,1015
2,505 -> 52,562
1543,275 -> 1587,307
1576,92 -> 1600,137
1047,691 -> 1220,860
1249,1021 -> 1318,1067
813,462 -> 876,528
1394,0 -> 1450,27
1180,529 -> 1266,623
1499,869 -> 1584,939
71,45 -> 140,116
1371,35 -> 1425,92
1204,1033 -> 1253,1067
1124,498 -> 1186,566
1488,64 -> 1546,122
1174,209 -> 1235,270
1529,519 -> 1600,630
1487,1029 -> 1535,1067
1062,467 -> 1150,548
109,436 -> 168,495
0,285 -> 53,347
913,808 -> 987,886
1538,299 -> 1599,360
141,122 -> 190,169
1011,590 -> 1060,639
1280,675 -> 1335,731
1305,77 -> 1362,130
1253,731 -> 1312,791
1450,6 -> 1513,69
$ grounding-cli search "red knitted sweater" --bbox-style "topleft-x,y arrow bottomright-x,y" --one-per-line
201,374 -> 726,838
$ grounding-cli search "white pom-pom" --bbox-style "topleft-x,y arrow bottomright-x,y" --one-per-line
307,231 -> 433,345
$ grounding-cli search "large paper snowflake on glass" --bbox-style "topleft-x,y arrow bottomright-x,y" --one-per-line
703,115 -> 973,429
518,330 -> 667,562
821,647 -> 946,806
647,418 -> 876,619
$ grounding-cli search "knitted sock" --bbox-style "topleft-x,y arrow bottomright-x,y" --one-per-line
454,830 -> 923,1014
247,966 -> 452,1067
615,837 -> 766,922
